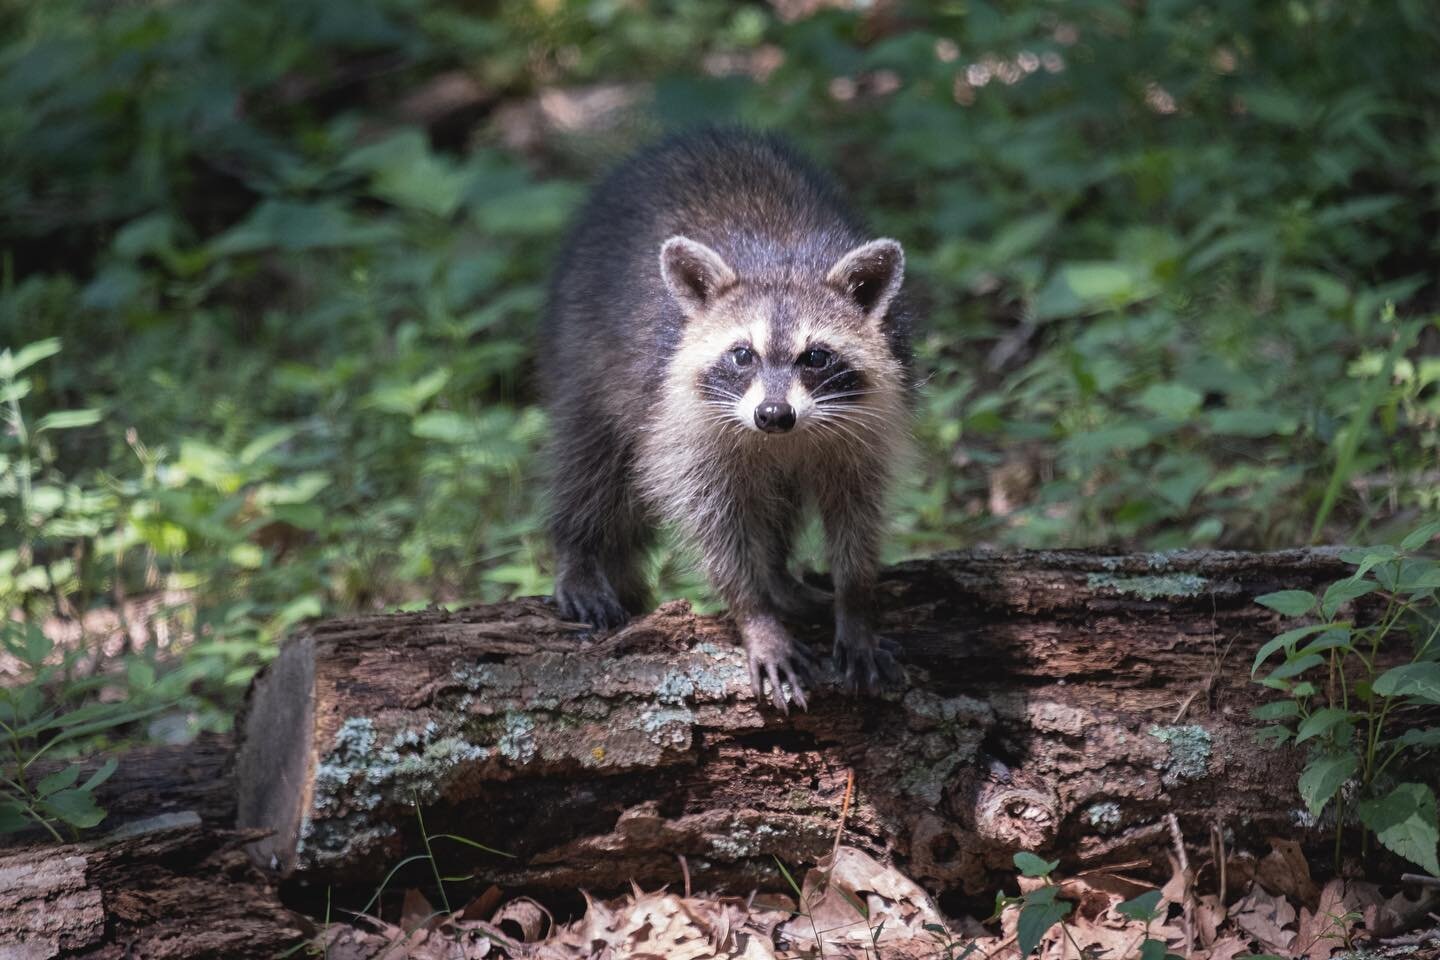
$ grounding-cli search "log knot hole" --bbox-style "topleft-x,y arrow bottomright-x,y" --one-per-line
975,783 -> 1058,848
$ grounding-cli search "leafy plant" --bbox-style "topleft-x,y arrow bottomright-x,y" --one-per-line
0,340 -> 189,838
1252,520 -> 1440,874
994,852 -> 1073,958
997,855 -> 1180,959
1116,890 -> 1176,960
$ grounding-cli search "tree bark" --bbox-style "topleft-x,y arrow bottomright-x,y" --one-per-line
236,547 -> 1358,898
0,814 -> 312,958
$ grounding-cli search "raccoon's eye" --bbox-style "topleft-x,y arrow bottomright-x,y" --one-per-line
798,348 -> 832,369
730,346 -> 756,368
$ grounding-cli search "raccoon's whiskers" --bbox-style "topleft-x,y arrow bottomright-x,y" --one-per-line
813,404 -> 890,429
815,389 -> 880,402
810,411 -> 877,453
811,369 -> 856,395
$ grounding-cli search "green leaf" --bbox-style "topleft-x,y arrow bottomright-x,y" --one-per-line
15,701 -> 169,747
1255,590 -> 1316,617
1252,700 -> 1300,721
1017,891 -> 1071,957
1117,890 -> 1164,922
343,131 -> 474,218
1357,783 -> 1440,875
1,338 -> 62,378
1267,653 -> 1325,682
1295,707 -> 1353,745
411,411 -> 478,444
22,622 -> 53,667
1294,626 -> 1353,659
36,765 -> 80,797
1061,424 -> 1153,459
1252,623 -> 1335,676
1394,728 -> 1440,750
1401,520 -> 1440,552
1319,578 -> 1377,619
1139,940 -> 1167,960
1013,851 -> 1059,877
207,201 -> 398,256
1340,545 -> 1398,581
1373,663 -> 1440,704
127,659 -> 155,691
1255,724 -> 1293,746
40,788 -> 106,829
34,409 -> 102,433
1298,751 -> 1358,817
1061,262 -> 1141,302
1208,409 -> 1297,437
1137,383 -> 1203,420
773,856 -> 803,898
81,757 -> 119,793
1374,557 -> 1440,594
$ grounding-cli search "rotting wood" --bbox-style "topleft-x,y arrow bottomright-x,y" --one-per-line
235,548 -> 1364,898
0,814 -> 311,958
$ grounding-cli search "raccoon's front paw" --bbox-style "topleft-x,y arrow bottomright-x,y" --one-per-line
554,571 -> 630,631
740,615 -> 819,714
833,621 -> 904,695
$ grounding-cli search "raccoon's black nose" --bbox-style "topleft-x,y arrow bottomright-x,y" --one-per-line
755,401 -> 796,433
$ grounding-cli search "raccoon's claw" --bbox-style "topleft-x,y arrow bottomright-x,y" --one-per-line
741,617 -> 818,714
747,646 -> 818,714
554,579 -> 630,631
833,628 -> 904,696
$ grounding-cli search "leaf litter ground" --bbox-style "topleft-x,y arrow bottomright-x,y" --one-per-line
301,843 -> 1439,959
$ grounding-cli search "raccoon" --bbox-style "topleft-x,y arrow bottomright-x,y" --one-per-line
539,127 -> 912,711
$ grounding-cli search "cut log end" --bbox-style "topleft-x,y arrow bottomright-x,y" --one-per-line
236,633 -> 315,874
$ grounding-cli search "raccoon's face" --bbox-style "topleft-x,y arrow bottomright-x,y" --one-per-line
659,236 -> 906,440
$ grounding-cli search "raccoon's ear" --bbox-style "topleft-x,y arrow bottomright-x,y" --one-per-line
826,238 -> 905,324
660,236 -> 738,317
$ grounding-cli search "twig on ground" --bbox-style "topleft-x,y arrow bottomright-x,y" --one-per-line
831,769 -> 855,860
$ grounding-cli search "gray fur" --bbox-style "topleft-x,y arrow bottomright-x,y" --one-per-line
539,127 -> 912,710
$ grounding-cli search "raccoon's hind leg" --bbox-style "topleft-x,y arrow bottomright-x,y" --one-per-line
548,425 -> 652,630
761,491 -> 833,624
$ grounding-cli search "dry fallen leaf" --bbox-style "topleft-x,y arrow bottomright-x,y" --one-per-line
1256,838 -> 1320,907
775,846 -> 948,952
492,896 -> 550,943
402,887 -> 439,934
1193,893 -> 1226,947
1294,877 -> 1355,960
1202,934 -> 1254,960
1231,883 -> 1298,953
1065,911 -> 1147,959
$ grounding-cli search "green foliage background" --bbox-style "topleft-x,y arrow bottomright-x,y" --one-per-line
2,0 -> 1438,736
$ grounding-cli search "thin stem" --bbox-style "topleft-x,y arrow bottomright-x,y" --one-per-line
28,809 -> 64,843
413,797 -> 452,916
1333,797 -> 1344,874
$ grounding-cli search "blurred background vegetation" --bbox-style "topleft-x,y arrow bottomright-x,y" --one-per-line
1,0 -> 1437,742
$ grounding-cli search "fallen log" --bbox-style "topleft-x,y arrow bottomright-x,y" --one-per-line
0,814 -> 311,958
236,548 -> 1357,899
0,734 -> 235,850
